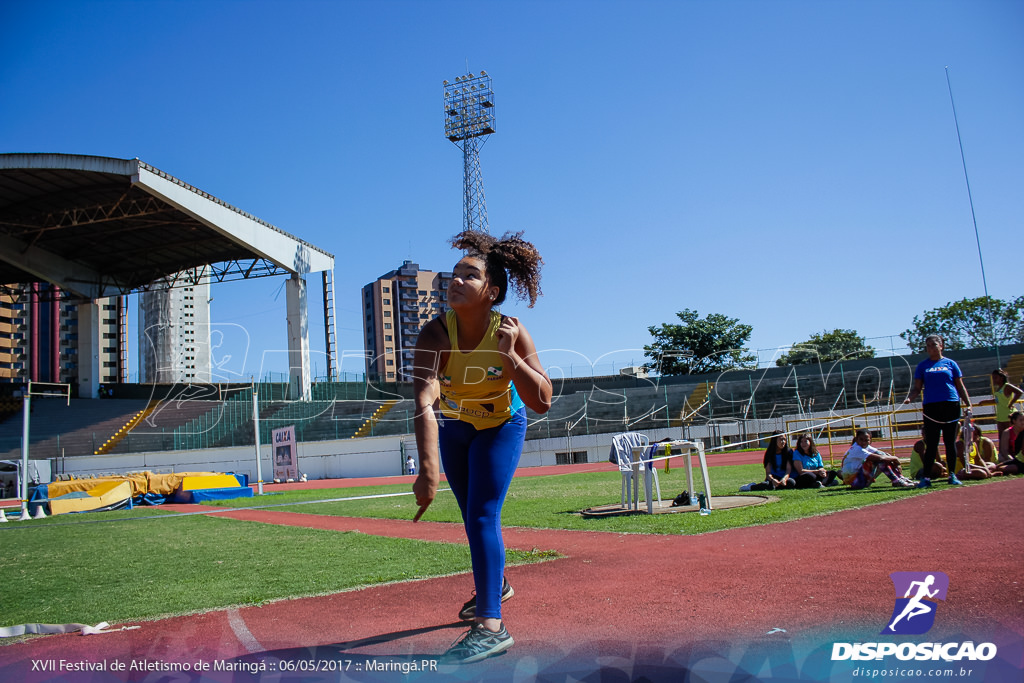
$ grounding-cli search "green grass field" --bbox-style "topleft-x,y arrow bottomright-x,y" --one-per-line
0,514 -> 554,629
202,461 -> 963,534
1,463 -> 1008,632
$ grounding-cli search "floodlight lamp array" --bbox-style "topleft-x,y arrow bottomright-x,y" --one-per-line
443,71 -> 495,142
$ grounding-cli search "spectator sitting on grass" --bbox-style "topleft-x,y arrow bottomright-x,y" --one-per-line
791,433 -> 840,488
995,411 -> 1024,475
840,429 -> 915,490
749,431 -> 796,490
910,429 -> 948,480
954,422 -> 1000,480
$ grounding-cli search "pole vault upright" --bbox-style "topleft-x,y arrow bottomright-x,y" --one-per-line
19,381 -> 69,520
443,71 -> 496,234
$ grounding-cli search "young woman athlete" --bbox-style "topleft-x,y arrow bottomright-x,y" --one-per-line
982,369 -> 1022,438
412,229 -> 552,664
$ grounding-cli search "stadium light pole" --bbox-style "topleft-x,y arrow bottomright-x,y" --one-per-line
444,71 -> 496,234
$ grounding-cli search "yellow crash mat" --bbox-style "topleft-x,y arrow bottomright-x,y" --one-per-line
49,480 -> 132,516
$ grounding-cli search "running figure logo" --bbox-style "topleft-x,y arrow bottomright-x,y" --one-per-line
882,571 -> 949,635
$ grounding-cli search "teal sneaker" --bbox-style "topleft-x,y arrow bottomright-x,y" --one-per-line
443,622 -> 514,664
948,475 -> 964,486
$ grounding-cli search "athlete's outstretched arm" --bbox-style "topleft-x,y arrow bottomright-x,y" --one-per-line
411,318 -> 446,519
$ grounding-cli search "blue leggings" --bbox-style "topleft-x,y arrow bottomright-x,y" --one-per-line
438,408 -> 526,620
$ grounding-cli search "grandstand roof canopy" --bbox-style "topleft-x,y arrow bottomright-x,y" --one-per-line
0,154 -> 334,299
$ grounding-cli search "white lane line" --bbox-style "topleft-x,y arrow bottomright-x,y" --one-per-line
227,608 -> 263,654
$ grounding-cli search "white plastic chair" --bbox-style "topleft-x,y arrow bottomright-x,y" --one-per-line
611,432 -> 649,510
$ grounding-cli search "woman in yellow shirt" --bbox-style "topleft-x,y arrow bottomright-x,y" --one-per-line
412,229 -> 551,663
982,369 -> 1022,438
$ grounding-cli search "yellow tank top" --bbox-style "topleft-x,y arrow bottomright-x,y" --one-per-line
994,387 -> 1016,422
956,441 -> 985,470
439,310 -> 524,429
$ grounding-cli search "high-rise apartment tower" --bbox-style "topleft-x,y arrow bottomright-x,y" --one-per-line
362,261 -> 452,382
0,284 -> 123,387
138,278 -> 211,384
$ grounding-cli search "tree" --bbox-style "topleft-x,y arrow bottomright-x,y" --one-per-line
775,329 -> 876,366
901,296 -> 1024,352
644,309 -> 756,375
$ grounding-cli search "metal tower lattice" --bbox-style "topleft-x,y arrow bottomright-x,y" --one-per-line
444,71 -> 495,234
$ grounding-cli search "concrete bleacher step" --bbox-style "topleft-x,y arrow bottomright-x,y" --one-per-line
0,396 -> 22,425
94,400 -> 159,455
0,398 -> 150,459
351,400 -> 399,439
682,383 -> 712,424
1002,354 -> 1024,385
525,392 -> 588,439
107,398 -> 226,453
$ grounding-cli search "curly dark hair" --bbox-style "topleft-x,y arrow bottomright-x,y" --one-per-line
450,229 -> 544,308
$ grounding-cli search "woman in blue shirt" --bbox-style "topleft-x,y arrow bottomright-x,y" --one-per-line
792,433 -> 840,488
903,334 -> 974,488
755,431 -> 796,489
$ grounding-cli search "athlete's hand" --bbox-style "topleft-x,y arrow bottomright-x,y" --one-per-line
412,472 -> 437,522
496,316 -> 520,355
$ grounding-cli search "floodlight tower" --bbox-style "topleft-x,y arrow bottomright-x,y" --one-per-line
443,71 -> 495,234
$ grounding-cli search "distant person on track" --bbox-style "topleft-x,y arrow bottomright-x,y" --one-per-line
903,334 -> 974,488
995,411 -> 1024,475
411,229 -> 552,664
750,431 -> 796,490
791,433 -> 840,488
979,369 -> 1022,438
840,429 -> 915,489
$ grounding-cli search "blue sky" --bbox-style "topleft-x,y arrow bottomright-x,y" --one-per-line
2,0 -> 1021,381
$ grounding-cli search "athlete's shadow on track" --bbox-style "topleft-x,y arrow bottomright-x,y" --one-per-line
333,620 -> 466,651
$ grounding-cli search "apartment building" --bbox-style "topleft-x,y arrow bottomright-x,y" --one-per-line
0,283 -> 123,387
362,261 -> 452,382
138,278 -> 211,384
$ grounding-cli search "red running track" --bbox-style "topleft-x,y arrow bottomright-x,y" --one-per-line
1,467 -> 1022,682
